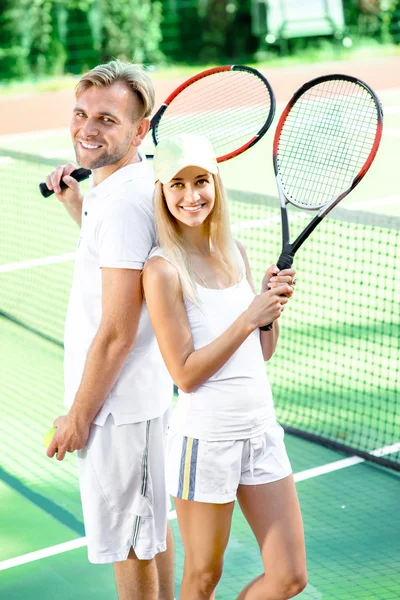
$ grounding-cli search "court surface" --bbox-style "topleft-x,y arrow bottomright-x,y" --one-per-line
0,322 -> 398,599
0,61 -> 399,599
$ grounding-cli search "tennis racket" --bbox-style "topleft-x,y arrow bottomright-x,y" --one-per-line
260,73 -> 383,331
39,65 -> 275,197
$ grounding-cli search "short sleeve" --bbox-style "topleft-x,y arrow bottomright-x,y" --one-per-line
96,196 -> 155,269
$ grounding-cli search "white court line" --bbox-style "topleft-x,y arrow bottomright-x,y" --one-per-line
0,127 -> 69,143
40,149 -> 74,159
0,156 -> 14,165
346,195 -> 400,210
384,106 -> 400,115
378,87 -> 400,97
0,538 -> 88,572
294,456 -> 364,482
0,512 -> 176,572
370,442 -> 400,457
383,128 -> 400,137
0,253 -> 76,274
232,213 -> 308,233
1,441 -> 398,572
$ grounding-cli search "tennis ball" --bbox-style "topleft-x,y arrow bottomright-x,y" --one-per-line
44,427 -> 57,448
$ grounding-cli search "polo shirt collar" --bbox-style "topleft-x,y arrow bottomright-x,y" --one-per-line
89,150 -> 150,200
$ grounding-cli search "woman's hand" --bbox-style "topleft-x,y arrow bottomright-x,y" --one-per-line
245,285 -> 292,331
261,265 -> 297,295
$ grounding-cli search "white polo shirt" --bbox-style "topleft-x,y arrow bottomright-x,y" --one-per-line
63,156 -> 172,426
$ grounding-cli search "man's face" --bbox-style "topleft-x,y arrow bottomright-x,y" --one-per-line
70,82 -> 141,170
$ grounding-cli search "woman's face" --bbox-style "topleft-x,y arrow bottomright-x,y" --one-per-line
162,166 -> 215,229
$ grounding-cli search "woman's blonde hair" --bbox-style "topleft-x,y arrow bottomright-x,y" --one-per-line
75,60 -> 155,121
153,172 -> 241,305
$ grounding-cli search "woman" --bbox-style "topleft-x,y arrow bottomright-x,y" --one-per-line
143,133 -> 307,600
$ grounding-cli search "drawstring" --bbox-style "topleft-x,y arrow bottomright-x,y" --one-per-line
249,435 -> 268,477
249,441 -> 255,477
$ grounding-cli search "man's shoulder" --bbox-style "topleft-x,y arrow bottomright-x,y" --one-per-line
120,175 -> 153,207
97,177 -> 154,221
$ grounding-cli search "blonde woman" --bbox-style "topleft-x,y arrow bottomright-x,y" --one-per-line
143,134 -> 307,600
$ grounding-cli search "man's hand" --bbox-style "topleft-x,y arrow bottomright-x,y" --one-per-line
46,414 -> 90,461
45,162 -> 84,226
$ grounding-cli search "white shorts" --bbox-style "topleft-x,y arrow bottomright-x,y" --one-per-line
77,407 -> 171,564
166,422 -> 292,504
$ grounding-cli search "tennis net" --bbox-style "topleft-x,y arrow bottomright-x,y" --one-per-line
1,148 -> 399,471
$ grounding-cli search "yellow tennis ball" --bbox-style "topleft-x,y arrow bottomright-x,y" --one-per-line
44,427 -> 57,448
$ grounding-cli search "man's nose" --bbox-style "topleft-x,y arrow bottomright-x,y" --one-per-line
81,118 -> 99,138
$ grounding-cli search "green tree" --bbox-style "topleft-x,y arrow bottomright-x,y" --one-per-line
174,1 -> 204,63
27,0 -> 66,76
100,0 -> 163,64
225,0 -> 258,60
200,0 -> 231,63
389,0 -> 400,42
65,0 -> 98,74
0,0 -> 28,80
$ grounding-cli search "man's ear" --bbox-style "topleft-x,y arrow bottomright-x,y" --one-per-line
132,118 -> 151,148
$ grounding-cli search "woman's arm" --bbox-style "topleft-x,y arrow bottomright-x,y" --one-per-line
143,256 -> 288,393
235,240 -> 295,361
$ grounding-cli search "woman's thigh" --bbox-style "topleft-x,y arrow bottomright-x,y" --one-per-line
237,475 -> 306,577
174,498 -> 235,569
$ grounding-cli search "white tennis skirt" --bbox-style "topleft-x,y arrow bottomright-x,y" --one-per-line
166,421 -> 292,504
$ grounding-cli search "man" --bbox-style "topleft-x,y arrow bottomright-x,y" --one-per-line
45,60 -> 174,600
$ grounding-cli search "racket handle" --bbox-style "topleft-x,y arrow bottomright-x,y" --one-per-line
39,168 -> 92,198
259,252 -> 295,331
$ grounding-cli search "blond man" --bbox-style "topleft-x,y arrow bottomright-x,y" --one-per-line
45,60 -> 174,600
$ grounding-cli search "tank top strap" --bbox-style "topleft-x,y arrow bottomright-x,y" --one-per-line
149,244 -> 246,283
147,246 -> 172,264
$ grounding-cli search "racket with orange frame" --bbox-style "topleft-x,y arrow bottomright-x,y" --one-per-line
39,65 -> 275,197
260,74 -> 383,331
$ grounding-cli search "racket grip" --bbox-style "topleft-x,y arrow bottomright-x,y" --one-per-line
259,252 -> 295,331
39,168 -> 92,198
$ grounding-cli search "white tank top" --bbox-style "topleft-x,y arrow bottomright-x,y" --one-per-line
149,247 -> 276,441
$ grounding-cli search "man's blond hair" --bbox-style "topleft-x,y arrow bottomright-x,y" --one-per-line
75,60 -> 155,121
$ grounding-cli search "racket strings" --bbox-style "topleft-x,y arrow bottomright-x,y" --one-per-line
155,70 -> 273,158
277,79 -> 380,208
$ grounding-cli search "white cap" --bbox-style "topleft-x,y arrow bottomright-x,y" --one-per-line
153,133 -> 218,184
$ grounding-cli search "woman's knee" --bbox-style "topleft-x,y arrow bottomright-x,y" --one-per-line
184,561 -> 223,595
277,568 -> 308,598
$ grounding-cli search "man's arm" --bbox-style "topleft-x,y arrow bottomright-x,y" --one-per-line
45,162 -> 83,227
47,267 -> 143,460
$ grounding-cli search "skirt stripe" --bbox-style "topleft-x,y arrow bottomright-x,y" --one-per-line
177,437 -> 199,500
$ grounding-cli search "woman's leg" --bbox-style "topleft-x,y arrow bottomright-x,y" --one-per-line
174,497 -> 235,600
236,475 -> 307,600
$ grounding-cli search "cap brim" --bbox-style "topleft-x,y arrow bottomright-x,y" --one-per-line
157,160 -> 218,184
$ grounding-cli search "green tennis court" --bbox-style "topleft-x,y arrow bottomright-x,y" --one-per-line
0,88 -> 399,598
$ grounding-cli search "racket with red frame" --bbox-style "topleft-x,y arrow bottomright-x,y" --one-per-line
260,73 -> 383,331
39,65 -> 275,197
